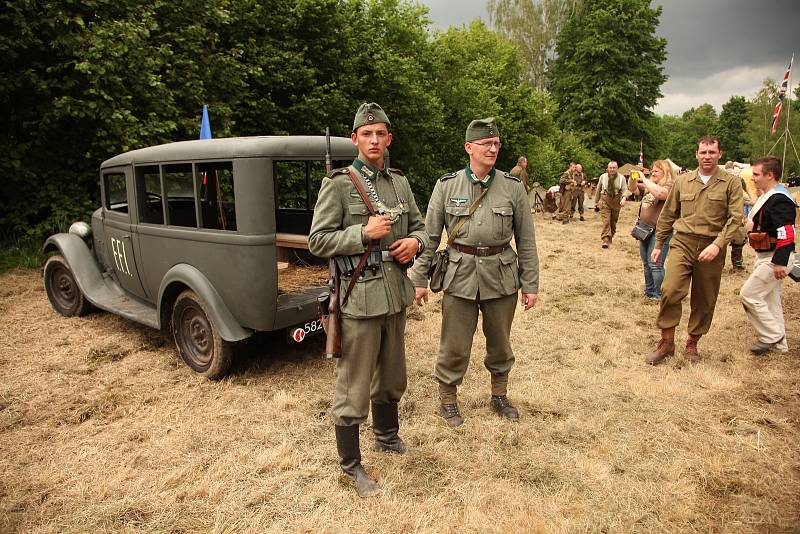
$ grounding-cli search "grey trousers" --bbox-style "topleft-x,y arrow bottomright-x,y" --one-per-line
332,311 -> 407,426
436,292 -> 517,402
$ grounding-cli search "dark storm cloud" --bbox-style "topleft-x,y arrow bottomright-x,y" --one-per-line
655,0 -> 799,79
420,0 -> 800,114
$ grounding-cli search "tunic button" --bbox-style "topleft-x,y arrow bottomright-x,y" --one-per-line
478,221 -> 482,226
479,259 -> 483,264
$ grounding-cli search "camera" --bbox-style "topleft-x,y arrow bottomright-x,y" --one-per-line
789,263 -> 800,282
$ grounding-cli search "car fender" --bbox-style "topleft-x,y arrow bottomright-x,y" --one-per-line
157,264 -> 252,342
43,233 -> 120,306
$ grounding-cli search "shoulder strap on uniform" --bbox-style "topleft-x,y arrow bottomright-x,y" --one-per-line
329,167 -> 349,178
439,172 -> 457,182
388,167 -> 405,176
346,167 -> 377,216
503,171 -> 520,182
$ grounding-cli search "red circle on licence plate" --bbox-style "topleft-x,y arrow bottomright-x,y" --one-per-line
291,328 -> 305,342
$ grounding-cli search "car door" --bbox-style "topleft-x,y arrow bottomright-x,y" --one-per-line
101,166 -> 149,300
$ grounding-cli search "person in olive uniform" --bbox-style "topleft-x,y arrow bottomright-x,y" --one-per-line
409,118 -> 539,427
556,162 -> 576,222
510,156 -> 530,192
647,136 -> 744,365
571,163 -> 587,220
308,103 -> 427,497
593,161 -> 628,247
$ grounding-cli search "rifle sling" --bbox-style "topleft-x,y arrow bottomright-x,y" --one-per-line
341,167 -> 378,307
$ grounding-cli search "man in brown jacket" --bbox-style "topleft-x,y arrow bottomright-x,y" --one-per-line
647,135 -> 744,365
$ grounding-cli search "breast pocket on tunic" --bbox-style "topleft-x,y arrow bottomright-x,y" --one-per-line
445,205 -> 470,239
347,203 -> 371,226
491,206 -> 514,240
679,193 -> 696,216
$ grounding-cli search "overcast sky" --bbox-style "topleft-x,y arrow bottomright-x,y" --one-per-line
420,0 -> 800,115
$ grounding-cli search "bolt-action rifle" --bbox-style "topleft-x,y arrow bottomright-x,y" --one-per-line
319,127 -> 342,359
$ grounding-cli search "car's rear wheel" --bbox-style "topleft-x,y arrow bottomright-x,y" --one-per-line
44,255 -> 92,317
171,290 -> 233,379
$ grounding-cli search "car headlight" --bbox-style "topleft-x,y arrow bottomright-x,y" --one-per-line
69,221 -> 92,241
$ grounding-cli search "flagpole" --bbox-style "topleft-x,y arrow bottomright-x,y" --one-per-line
780,53 -> 794,175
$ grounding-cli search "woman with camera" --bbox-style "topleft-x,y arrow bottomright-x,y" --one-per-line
628,160 -> 675,300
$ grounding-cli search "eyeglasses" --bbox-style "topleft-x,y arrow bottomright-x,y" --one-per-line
471,141 -> 502,150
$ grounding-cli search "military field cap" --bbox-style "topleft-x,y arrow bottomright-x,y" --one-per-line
466,117 -> 499,142
353,102 -> 391,131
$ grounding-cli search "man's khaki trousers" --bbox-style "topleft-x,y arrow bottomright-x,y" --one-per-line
657,233 -> 726,336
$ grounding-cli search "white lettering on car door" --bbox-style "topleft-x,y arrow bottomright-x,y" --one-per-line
111,237 -> 132,276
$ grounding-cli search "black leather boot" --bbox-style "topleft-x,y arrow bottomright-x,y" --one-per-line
335,425 -> 380,498
371,401 -> 407,454
731,243 -> 745,270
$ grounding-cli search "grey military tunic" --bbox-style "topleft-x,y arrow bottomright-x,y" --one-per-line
309,161 -> 427,426
409,167 -> 539,399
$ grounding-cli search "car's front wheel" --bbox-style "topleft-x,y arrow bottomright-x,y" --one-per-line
171,290 -> 233,379
44,255 -> 92,317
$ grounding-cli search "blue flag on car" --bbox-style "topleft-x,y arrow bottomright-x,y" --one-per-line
200,104 -> 212,140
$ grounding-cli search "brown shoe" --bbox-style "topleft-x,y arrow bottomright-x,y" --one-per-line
685,334 -> 701,364
647,327 -> 675,365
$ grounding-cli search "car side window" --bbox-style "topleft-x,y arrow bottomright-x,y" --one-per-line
164,164 -> 197,227
104,173 -> 128,214
136,165 -> 164,224
197,161 -> 236,231
275,160 -> 348,210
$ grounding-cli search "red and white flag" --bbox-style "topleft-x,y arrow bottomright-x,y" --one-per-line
771,54 -> 794,134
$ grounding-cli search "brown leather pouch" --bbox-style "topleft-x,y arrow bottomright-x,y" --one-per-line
747,232 -> 772,251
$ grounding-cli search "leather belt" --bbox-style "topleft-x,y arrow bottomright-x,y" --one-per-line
450,242 -> 510,257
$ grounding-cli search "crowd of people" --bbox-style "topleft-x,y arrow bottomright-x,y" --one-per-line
308,103 -> 797,497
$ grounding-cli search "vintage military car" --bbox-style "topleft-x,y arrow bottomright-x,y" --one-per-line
43,136 -> 357,378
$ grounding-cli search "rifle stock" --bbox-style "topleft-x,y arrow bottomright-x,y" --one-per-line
320,258 -> 342,359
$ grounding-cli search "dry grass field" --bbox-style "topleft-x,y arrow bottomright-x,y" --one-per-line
1,205 -> 799,533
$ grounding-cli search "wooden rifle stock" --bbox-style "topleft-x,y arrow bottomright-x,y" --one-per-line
321,258 -> 342,359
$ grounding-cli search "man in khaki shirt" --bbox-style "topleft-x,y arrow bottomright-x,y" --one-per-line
571,163 -> 588,221
593,161 -> 628,247
409,118 -> 539,427
647,135 -> 744,365
510,156 -> 529,192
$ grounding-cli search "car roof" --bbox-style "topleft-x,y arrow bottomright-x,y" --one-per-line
101,136 -> 358,168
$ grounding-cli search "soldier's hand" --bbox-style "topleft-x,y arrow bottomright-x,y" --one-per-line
698,243 -> 720,262
364,215 -> 392,240
651,248 -> 662,265
415,287 -> 429,306
388,237 -> 418,264
520,292 -> 538,311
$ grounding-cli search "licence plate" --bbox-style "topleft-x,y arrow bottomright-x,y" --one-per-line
289,318 -> 324,343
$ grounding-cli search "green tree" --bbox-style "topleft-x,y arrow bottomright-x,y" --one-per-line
718,96 -> 750,163
744,80 -> 800,176
488,0 -> 584,89
546,0 -> 667,164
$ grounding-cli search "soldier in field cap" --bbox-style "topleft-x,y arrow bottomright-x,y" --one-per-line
409,117 -> 540,428
309,102 -> 427,497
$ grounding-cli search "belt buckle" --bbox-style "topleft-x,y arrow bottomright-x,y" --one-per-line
476,246 -> 489,256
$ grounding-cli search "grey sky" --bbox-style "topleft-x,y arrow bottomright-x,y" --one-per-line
420,0 -> 800,115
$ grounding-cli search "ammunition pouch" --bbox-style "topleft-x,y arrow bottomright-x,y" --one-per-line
334,249 -> 413,276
